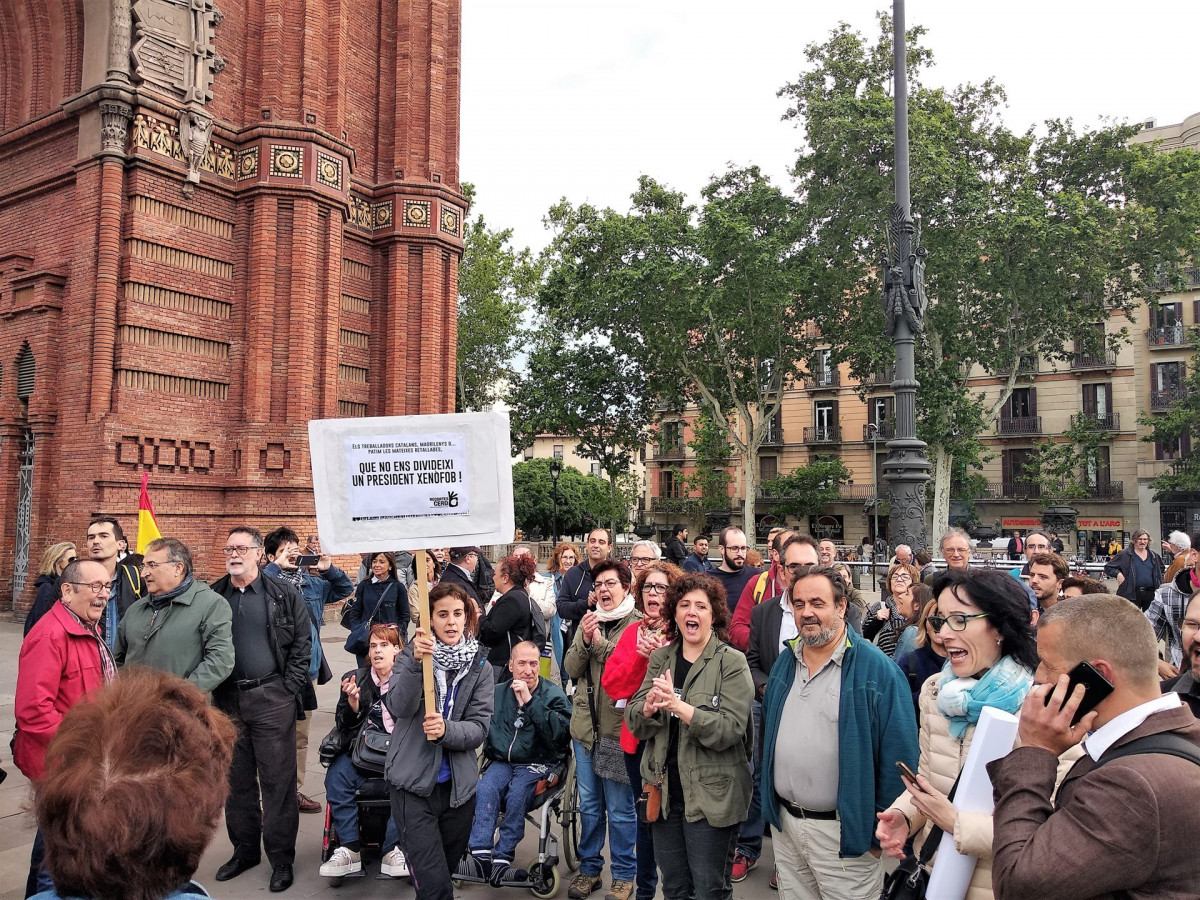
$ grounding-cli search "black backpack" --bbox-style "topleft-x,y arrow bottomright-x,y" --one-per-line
1093,731 -> 1200,769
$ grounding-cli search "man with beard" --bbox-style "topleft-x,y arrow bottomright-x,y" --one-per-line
1027,552 -> 1069,615
1162,591 -> 1200,717
710,526 -> 762,617
682,534 -> 715,574
760,566 -> 916,899
555,528 -> 612,650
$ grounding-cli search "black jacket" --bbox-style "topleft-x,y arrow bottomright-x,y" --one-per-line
439,563 -> 485,611
746,595 -> 786,699
345,577 -> 409,636
210,571 -> 313,710
555,561 -> 595,649
478,588 -> 534,670
1163,670 -> 1200,719
664,537 -> 688,567
24,574 -> 61,636
333,665 -> 385,735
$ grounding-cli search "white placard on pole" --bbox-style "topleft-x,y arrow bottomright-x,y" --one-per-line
925,706 -> 1021,900
308,411 -> 515,555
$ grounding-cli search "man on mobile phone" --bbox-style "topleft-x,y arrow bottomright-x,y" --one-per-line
989,594 -> 1200,899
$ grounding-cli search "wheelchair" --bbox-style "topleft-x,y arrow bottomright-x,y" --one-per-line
453,754 -> 582,898
319,775 -> 396,885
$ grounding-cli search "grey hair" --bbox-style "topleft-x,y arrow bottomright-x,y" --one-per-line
144,537 -> 193,576
939,527 -> 972,550
631,540 -> 662,560
1168,531 -> 1191,551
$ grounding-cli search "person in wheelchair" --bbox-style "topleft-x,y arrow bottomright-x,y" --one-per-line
320,624 -> 408,879
467,640 -> 572,885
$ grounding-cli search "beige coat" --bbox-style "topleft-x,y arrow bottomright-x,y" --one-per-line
890,672 -> 1083,900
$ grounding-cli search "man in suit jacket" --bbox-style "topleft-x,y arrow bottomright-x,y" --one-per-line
439,546 -> 486,612
988,593 -> 1200,900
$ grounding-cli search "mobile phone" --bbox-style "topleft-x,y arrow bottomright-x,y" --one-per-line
294,553 -> 320,567
1044,660 -> 1114,726
895,760 -> 918,782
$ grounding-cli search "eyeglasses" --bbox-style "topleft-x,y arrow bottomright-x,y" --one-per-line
927,612 -> 990,632
643,583 -> 669,595
140,560 -> 180,570
221,545 -> 259,556
594,578 -> 622,589
892,572 -> 913,582
68,581 -> 114,594
630,556 -> 655,565
724,546 -> 748,554
784,562 -> 816,575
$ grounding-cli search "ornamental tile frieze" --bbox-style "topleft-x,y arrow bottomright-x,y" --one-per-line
130,112 -> 236,180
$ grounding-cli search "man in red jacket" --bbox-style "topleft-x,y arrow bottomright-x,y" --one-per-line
15,558 -> 116,895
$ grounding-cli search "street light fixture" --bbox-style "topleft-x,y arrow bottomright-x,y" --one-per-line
549,457 -> 562,545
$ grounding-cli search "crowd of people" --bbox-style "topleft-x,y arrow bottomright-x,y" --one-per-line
11,517 -> 1200,900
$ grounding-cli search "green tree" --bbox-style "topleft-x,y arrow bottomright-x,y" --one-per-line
759,455 -> 851,521
455,187 -> 542,412
508,339 -> 653,535
780,15 -> 1200,537
679,408 -> 735,513
1024,417 -> 1118,500
510,459 -> 627,539
539,167 -> 818,530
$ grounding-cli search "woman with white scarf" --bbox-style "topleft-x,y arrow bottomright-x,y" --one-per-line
875,569 -> 1056,900
563,560 -> 641,900
383,582 -> 495,900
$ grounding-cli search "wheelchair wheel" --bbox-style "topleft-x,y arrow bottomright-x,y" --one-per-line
560,755 -> 580,872
528,860 -> 559,899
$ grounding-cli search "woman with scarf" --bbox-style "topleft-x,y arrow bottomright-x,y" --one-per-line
875,569 -> 1051,900
866,563 -> 922,657
383,582 -> 494,900
563,560 -> 640,900
320,624 -> 408,880
601,560 -> 683,900
345,551 -> 408,667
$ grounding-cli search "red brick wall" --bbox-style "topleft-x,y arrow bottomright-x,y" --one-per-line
0,0 -> 465,611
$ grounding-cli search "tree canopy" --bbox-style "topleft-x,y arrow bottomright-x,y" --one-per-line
511,458 -> 630,540
781,15 -> 1200,534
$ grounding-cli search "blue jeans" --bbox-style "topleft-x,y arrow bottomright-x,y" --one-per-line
469,761 -> 548,862
573,740 -> 637,880
325,753 -> 399,850
736,700 -> 764,860
624,746 -> 658,900
652,799 -> 739,900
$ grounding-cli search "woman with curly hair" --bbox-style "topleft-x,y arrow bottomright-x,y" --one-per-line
479,553 -> 541,676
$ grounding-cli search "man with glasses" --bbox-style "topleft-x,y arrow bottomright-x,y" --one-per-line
761,564 -> 916,900
712,527 -> 763,617
733,535 -> 820,885
927,527 -> 973,585
730,528 -> 795,651
85,516 -> 146,650
628,540 -> 660,573
210,526 -> 311,893
15,558 -> 118,895
114,537 -> 233,693
1019,531 -> 1052,575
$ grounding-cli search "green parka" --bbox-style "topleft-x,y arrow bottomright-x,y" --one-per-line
563,608 -> 639,748
625,634 -> 754,828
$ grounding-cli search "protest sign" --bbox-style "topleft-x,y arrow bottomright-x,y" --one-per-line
308,411 -> 514,554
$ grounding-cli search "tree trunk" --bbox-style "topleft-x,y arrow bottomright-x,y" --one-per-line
932,446 -> 952,547
742,432 -> 759,541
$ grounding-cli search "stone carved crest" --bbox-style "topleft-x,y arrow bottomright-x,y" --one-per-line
179,110 -> 214,189
131,0 -> 224,104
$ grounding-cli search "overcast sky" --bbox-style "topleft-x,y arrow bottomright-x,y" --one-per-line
460,1 -> 1200,254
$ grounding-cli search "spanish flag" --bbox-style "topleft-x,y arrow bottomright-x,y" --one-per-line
137,472 -> 162,553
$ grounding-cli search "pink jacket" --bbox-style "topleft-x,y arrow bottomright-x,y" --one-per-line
14,603 -> 107,781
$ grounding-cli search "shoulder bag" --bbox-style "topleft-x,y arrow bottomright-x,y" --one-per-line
879,772 -> 960,900
344,583 -> 396,657
583,666 -> 628,785
349,702 -> 391,775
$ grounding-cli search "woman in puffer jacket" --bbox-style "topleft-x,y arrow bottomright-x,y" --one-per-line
875,569 -> 1081,900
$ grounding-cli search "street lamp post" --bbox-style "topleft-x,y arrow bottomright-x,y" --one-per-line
549,458 -> 562,546
868,422 -> 881,592
881,0 -> 932,554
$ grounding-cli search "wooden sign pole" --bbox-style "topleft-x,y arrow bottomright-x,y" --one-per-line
415,549 -> 436,737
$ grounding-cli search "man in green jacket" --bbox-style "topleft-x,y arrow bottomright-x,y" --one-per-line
760,565 -> 917,900
115,537 -> 234,694
468,641 -> 571,885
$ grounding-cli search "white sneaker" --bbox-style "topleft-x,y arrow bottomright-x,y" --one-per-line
381,848 -> 410,878
320,846 -> 362,877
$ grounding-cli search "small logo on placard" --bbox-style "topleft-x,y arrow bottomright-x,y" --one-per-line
431,491 -> 460,509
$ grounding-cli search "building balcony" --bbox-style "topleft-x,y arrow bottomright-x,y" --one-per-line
803,425 -> 841,445
863,422 -> 895,442
805,370 -> 840,391
868,367 -> 895,389
1147,326 -> 1189,348
996,416 -> 1042,436
1071,349 -> 1117,370
959,480 -> 1124,501
1070,412 -> 1119,432
653,444 -> 686,461
1151,386 -> 1187,410
837,483 -> 876,500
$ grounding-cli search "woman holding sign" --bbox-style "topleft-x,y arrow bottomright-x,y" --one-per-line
384,582 -> 494,900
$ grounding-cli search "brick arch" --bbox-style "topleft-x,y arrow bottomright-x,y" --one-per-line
0,0 -> 83,130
